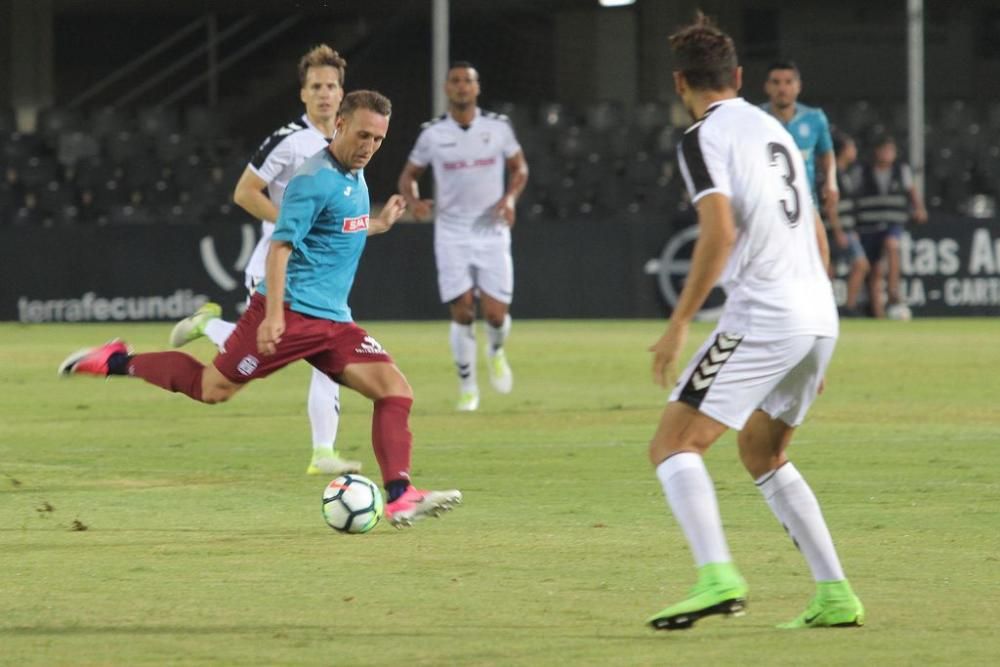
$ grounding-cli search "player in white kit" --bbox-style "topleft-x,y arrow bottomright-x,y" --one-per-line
398,62 -> 529,412
169,45 -> 360,477
645,15 -> 864,631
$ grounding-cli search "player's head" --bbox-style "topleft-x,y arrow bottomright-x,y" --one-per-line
298,44 -> 347,123
764,61 -> 801,110
332,90 -> 392,171
445,61 -> 481,111
872,133 -> 897,166
669,12 -> 741,116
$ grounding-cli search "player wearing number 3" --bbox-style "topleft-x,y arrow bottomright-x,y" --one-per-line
645,14 -> 863,630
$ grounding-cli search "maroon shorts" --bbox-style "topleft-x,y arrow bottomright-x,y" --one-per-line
213,293 -> 394,384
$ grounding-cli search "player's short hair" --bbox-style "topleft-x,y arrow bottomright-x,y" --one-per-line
668,12 -> 738,92
448,61 -> 479,79
298,44 -> 347,87
766,60 -> 801,78
338,90 -> 392,119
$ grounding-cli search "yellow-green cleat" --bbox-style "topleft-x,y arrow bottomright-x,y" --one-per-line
306,453 -> 362,476
648,563 -> 748,630
169,302 -> 222,348
487,348 -> 513,394
456,389 -> 480,412
778,581 -> 865,629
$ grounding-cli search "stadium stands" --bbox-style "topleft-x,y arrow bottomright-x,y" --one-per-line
0,99 -> 997,227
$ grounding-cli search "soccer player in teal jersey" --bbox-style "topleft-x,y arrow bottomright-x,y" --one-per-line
59,91 -> 462,527
761,61 -> 838,214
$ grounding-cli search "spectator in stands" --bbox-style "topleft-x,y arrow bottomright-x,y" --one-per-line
828,132 -> 869,316
854,134 -> 928,319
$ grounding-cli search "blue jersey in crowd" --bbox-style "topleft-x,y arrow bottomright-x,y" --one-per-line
760,101 -> 833,201
259,147 -> 370,322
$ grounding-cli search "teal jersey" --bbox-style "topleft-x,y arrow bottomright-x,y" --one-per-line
760,101 -> 833,201
258,147 -> 370,322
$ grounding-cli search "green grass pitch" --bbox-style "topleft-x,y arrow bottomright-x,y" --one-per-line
1,319 -> 998,665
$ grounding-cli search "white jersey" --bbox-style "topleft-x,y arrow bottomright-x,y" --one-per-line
244,114 -> 331,281
677,97 -> 837,339
407,108 -> 522,243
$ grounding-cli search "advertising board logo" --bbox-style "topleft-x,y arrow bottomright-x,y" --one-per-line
647,225 -> 727,320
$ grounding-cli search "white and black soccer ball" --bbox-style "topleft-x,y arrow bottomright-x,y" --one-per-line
322,474 -> 384,534
886,303 -> 913,321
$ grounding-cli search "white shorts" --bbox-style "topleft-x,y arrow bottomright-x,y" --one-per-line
669,330 -> 837,430
435,238 -> 513,304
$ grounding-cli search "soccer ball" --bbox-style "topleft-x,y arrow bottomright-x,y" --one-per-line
886,303 -> 913,321
322,474 -> 384,534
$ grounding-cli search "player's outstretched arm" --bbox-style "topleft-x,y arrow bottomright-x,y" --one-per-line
649,193 -> 735,388
397,162 -> 434,221
368,194 -> 407,236
234,167 -> 280,223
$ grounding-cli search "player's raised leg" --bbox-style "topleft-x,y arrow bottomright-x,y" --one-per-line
449,291 -> 480,411
647,402 -> 748,630
306,368 -> 360,475
338,357 -> 461,528
740,339 -> 863,629
59,339 -> 244,405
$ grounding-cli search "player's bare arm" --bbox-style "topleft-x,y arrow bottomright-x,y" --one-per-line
259,241 -> 293,356
233,167 -> 281,223
650,193 -> 736,388
368,194 -> 407,236
397,161 -> 434,221
493,151 -> 529,227
819,150 -> 838,208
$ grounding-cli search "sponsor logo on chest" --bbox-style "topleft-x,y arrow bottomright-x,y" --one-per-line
342,215 -> 369,233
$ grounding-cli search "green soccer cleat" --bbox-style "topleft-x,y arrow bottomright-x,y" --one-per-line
778,581 -> 865,629
488,348 -> 513,394
456,389 -> 480,412
169,302 -> 222,348
647,563 -> 749,630
306,453 -> 363,476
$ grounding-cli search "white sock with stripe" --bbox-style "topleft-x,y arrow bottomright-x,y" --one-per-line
449,322 -> 477,393
486,314 -> 511,356
656,452 -> 732,566
756,463 -> 846,581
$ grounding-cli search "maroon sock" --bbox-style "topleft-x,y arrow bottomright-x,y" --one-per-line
128,351 -> 204,402
372,396 -> 413,487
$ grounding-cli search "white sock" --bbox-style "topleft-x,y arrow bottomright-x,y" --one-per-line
655,452 -> 732,567
449,322 -> 477,393
486,314 -> 511,356
204,318 -> 237,351
308,369 -> 341,457
756,463 -> 846,582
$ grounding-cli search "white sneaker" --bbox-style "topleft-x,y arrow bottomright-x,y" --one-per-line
306,455 -> 362,476
169,302 -> 222,347
456,389 -> 479,412
488,348 -> 513,394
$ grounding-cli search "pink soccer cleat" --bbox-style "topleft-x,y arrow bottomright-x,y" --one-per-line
385,486 -> 463,528
58,339 -> 130,377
